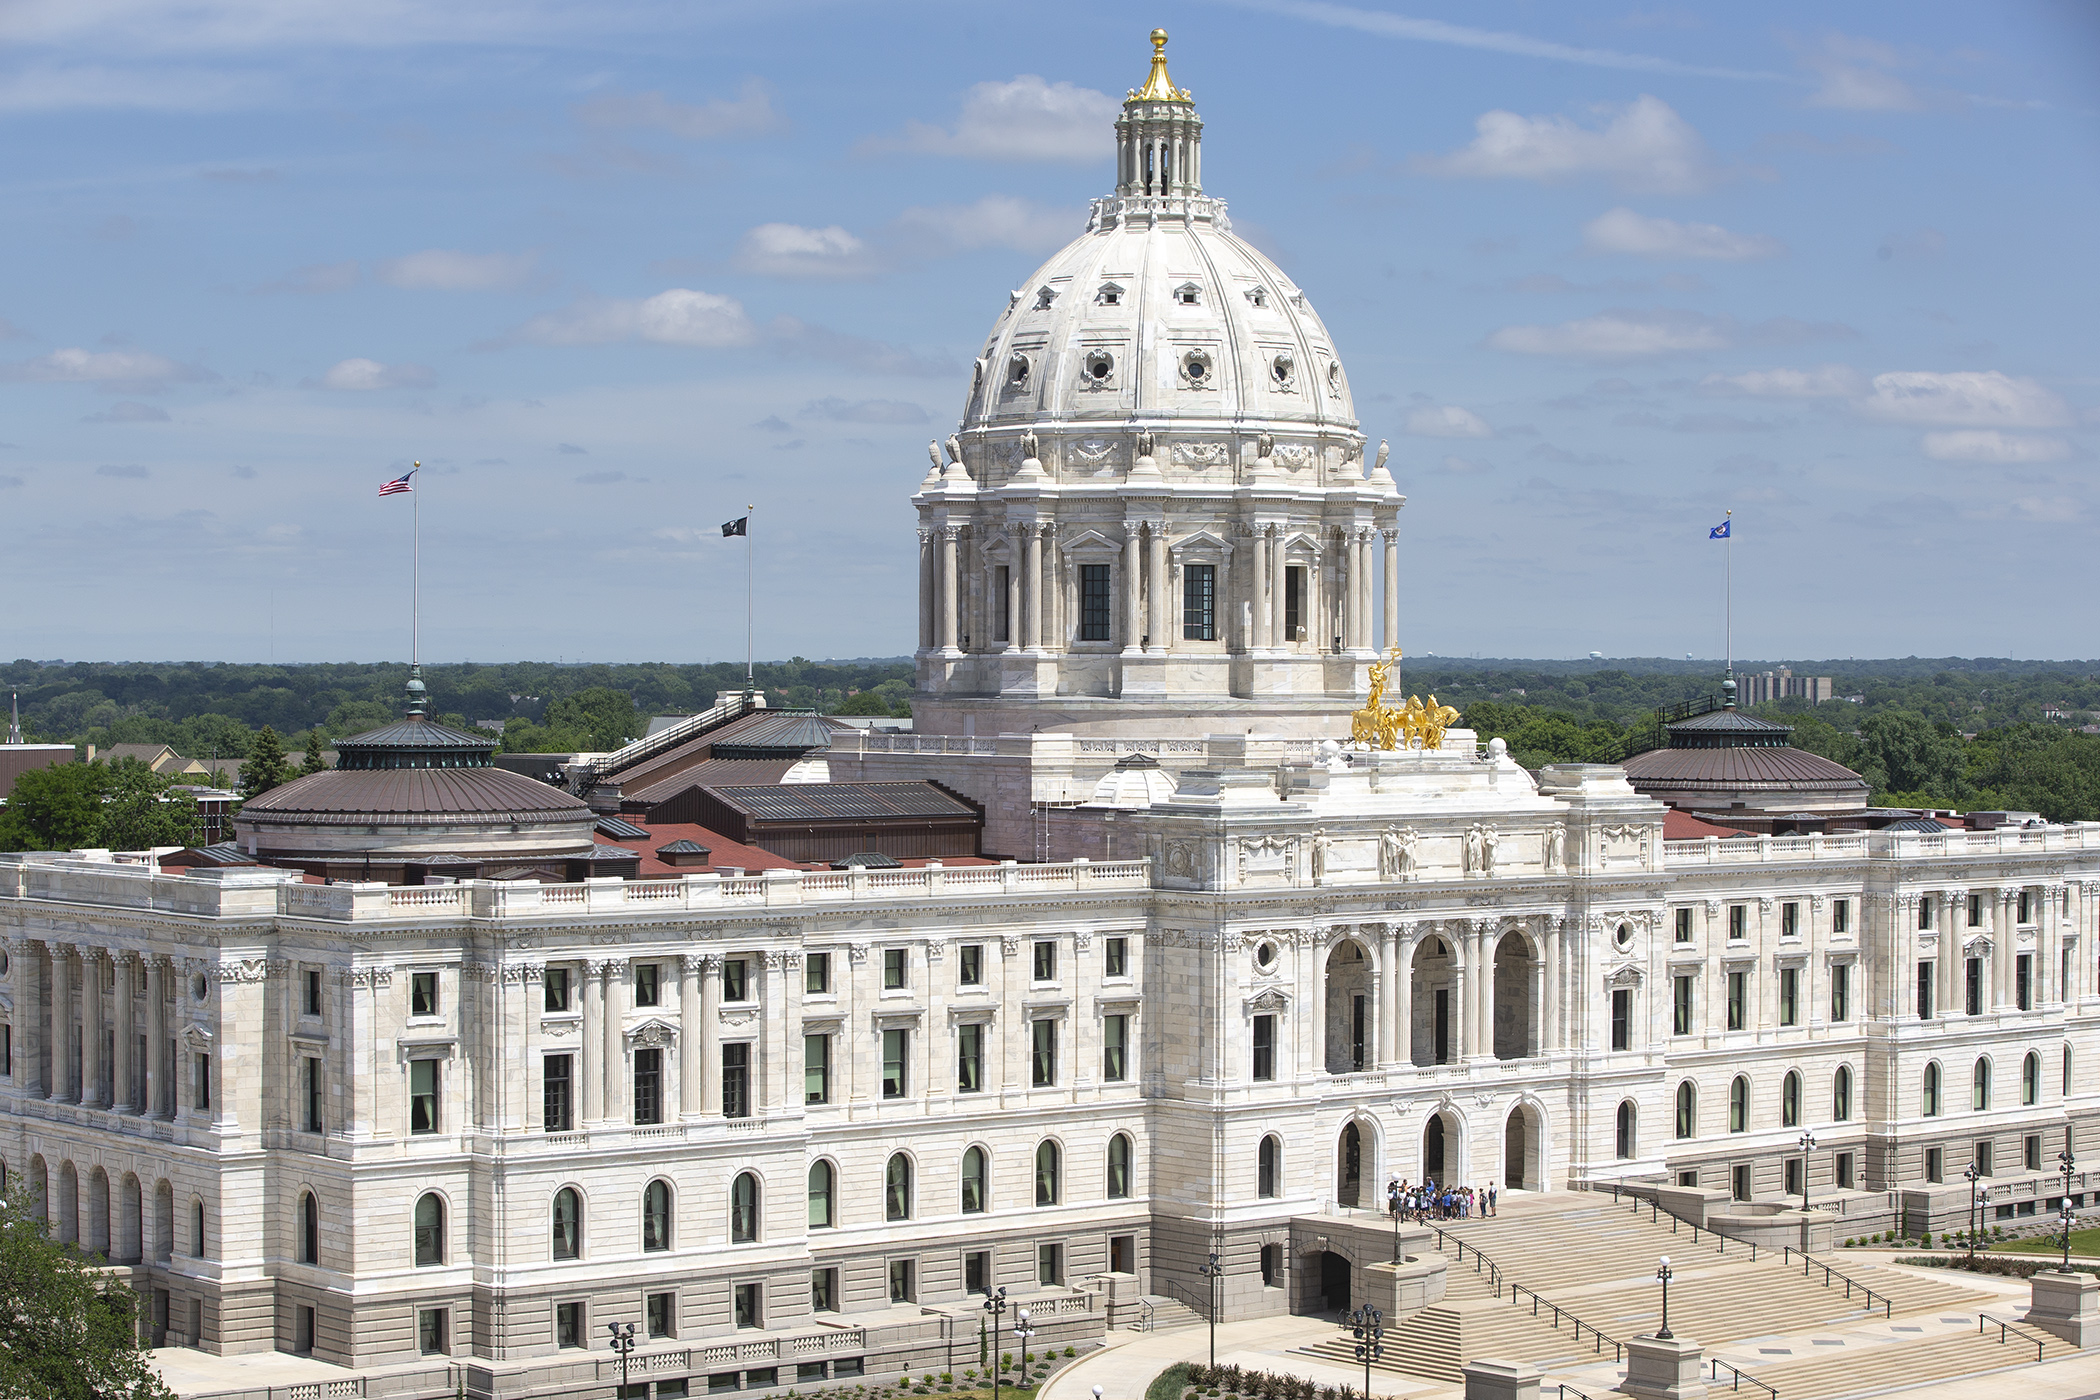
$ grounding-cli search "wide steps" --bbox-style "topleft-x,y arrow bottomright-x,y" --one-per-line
1133,1295 -> 1204,1332
1728,1328 -> 2066,1400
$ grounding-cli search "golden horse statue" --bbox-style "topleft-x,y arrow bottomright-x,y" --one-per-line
1351,648 -> 1406,749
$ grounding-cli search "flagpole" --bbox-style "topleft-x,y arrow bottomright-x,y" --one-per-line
413,461 -> 422,669
1724,508 -> 1732,684
745,503 -> 755,701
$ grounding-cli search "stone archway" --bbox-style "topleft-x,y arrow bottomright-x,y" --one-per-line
1492,929 -> 1538,1060
1423,1111 -> 1455,1182
1411,937 -> 1457,1066
1337,1121 -> 1364,1207
1503,1103 -> 1544,1191
1318,1251 -> 1351,1314
1324,939 -> 1374,1072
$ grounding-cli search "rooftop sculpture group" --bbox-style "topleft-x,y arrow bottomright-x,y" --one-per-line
1351,648 -> 1461,752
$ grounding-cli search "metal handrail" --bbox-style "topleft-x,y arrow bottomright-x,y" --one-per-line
1134,1299 -> 1154,1333
1426,1223 -> 1504,1293
1157,1276 -> 1213,1322
1979,1312 -> 2049,1363
1553,1386 -> 1601,1400
1605,1182 -> 1891,1318
1427,1226 -> 1624,1362
1709,1358 -> 1779,1398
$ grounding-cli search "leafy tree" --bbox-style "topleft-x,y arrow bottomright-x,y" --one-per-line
0,764 -> 110,852
299,733 -> 330,776
239,725 -> 291,800
1856,711 -> 1966,799
832,690 -> 900,717
1461,701 -> 1629,772
101,760 -> 198,850
0,1183 -> 176,1400
540,687 -> 642,751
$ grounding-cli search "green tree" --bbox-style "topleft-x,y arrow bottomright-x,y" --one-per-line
1856,710 -> 1966,800
540,687 -> 642,751
831,690 -> 898,717
0,764 -> 110,851
101,759 -> 198,850
299,732 -> 330,776
239,725 -> 291,800
0,1184 -> 176,1400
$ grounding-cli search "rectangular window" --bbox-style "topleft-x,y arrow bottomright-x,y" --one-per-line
1038,1243 -> 1063,1287
633,1046 -> 663,1125
417,1308 -> 447,1356
1031,1019 -> 1057,1087
1831,964 -> 1851,1023
1729,905 -> 1747,940
957,1023 -> 983,1093
1,1023 -> 10,1078
2018,954 -> 2034,1011
882,1029 -> 908,1099
303,968 -> 323,1018
1977,1141 -> 1995,1176
882,948 -> 907,991
1969,893 -> 1984,927
804,952 -> 831,995
303,1057 -> 323,1134
721,1044 -> 750,1119
1780,967 -> 1799,1026
722,958 -> 749,1003
1283,567 -> 1303,642
958,945 -> 983,986
1182,563 -> 1216,641
1965,957 -> 1984,1016
543,1054 -> 573,1131
1032,940 -> 1056,981
1925,1147 -> 1944,1184
964,1250 -> 991,1295
556,1302 -> 584,1349
1675,908 -> 1693,943
1102,1014 -> 1129,1082
1782,902 -> 1799,938
1835,1152 -> 1855,1190
647,1292 -> 676,1339
733,1283 -> 762,1330
1252,1013 -> 1276,1080
1917,961 -> 1935,1020
1610,988 -> 1632,1051
804,1035 -> 830,1105
1726,972 -> 1747,1031
634,963 -> 660,1008
887,1259 -> 915,1304
296,1305 -> 316,1355
810,1268 -> 838,1313
1672,976 -> 1693,1036
1105,936 -> 1129,978
410,971 -> 438,1018
1077,562 -> 1114,643
2027,1134 -> 2043,1172
2020,891 -> 2033,924
409,1058 -> 438,1133
1832,899 -> 1850,934
996,564 -> 1011,643
1732,1164 -> 1751,1202
1784,1157 -> 1802,1198
543,967 -> 570,1012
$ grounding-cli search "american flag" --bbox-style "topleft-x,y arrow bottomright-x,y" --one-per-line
378,468 -> 416,496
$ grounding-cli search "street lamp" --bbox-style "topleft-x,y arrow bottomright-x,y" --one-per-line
2060,1199 -> 2078,1273
982,1287 -> 1009,1400
1386,1177 -> 1404,1263
2060,1145 -> 2079,1271
1964,1162 -> 1982,1260
1655,1257 -> 1674,1341
1798,1130 -> 1818,1212
1347,1305 -> 1385,1396
606,1320 -> 636,1400
1197,1250 -> 1226,1370
1011,1308 -> 1034,1388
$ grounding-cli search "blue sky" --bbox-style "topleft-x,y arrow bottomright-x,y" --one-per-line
2,1 -> 2095,664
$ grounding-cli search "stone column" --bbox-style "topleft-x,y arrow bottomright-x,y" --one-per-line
1147,522 -> 1168,651
81,949 -> 103,1107
1377,926 -> 1400,1068
1934,892 -> 1959,1016
1448,926 -> 1468,1063
917,530 -> 934,651
50,945 -> 73,1103
1023,524 -> 1043,649
1473,924 -> 1493,1058
143,956 -> 165,1117
1122,525 -> 1144,650
758,952 -> 786,1111
938,526 -> 960,651
14,941 -> 43,1098
113,952 -> 136,1113
1997,889 -> 2019,1010
1543,920 -> 1563,1052
679,954 -> 705,1119
580,961 -> 605,1125
600,960 -> 627,1124
1251,526 -> 1271,648
1382,527 -> 1400,652
1269,528 -> 1287,647
1339,530 -> 1354,650
700,955 -> 724,1116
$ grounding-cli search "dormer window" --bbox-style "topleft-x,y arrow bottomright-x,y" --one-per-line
1008,353 -> 1031,388
1245,286 -> 1269,308
1270,352 -> 1295,391
1175,283 -> 1201,306
1097,283 -> 1124,307
1033,286 -> 1059,311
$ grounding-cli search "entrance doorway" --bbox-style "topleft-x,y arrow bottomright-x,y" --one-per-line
1337,1122 -> 1364,1207
1319,1252 -> 1350,1313
1503,1104 -> 1541,1190
1424,1114 -> 1447,1181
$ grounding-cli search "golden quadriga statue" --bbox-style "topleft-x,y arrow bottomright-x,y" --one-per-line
1350,649 -> 1461,751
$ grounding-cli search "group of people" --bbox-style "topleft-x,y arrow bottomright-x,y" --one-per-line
1386,1177 -> 1497,1222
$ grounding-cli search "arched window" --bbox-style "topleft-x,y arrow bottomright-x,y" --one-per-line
642,1180 -> 672,1253
1973,1058 -> 1992,1111
299,1191 -> 320,1265
1781,1071 -> 1802,1128
1615,1101 -> 1637,1160
1675,1081 -> 1696,1140
1258,1135 -> 1281,1197
413,1193 -> 444,1267
1107,1134 -> 1132,1200
730,1173 -> 759,1243
2067,1045 -> 2076,1098
1923,1062 -> 1942,1116
884,1154 -> 912,1222
1833,1065 -> 1853,1122
1035,1140 -> 1062,1206
960,1148 -> 987,1214
2024,1052 -> 2041,1106
807,1161 -> 834,1229
552,1187 -> 581,1261
192,1201 -> 206,1258
1729,1076 -> 1749,1133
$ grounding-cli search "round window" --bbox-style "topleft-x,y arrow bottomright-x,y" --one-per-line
1254,941 -> 1279,971
1008,353 -> 1030,386
1613,923 -> 1633,951
192,973 -> 210,1001
1182,350 -> 1211,384
1270,352 -> 1294,387
1086,350 -> 1114,382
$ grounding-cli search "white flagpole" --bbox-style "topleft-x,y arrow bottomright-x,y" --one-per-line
1724,508 -> 1732,684
745,504 -> 755,701
412,461 -> 422,670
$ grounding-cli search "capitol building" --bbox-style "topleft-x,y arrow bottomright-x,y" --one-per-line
4,33 -> 2097,1399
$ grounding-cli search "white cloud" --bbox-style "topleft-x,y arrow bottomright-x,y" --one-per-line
1699,365 -> 1866,398
375,249 -> 537,291
1583,207 -> 1783,261
1921,430 -> 2072,463
1406,404 -> 1494,438
573,79 -> 781,140
1798,33 -> 1924,112
892,195 -> 1073,254
733,224 -> 876,280
1414,95 -> 1717,193
509,288 -> 759,349
1854,371 -> 2071,428
0,346 -> 211,389
1487,310 -> 1729,359
315,358 -> 435,390
863,76 -> 1118,162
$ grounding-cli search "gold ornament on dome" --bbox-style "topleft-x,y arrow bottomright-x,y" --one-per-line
1130,29 -> 1194,103
1351,648 -> 1461,751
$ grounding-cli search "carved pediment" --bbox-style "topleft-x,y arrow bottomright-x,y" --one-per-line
1244,987 -> 1290,1016
624,1017 -> 679,1048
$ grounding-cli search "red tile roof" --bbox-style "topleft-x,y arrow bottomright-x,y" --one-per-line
592,821 -> 998,878
1663,809 -> 1751,840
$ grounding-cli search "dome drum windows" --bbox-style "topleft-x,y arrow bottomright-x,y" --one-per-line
1006,353 -> 1033,392
1268,351 -> 1296,392
1178,348 -> 1215,388
1080,348 -> 1119,390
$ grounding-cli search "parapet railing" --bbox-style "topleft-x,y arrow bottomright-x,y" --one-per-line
1601,1185 -> 1891,1318
1426,1225 -> 1624,1362
1708,1358 -> 1779,1398
1978,1312 -> 2049,1363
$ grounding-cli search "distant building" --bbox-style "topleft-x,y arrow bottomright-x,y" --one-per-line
1739,667 -> 1833,705
0,743 -> 75,801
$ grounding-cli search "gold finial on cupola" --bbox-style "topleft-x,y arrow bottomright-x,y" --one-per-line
1131,28 -> 1193,103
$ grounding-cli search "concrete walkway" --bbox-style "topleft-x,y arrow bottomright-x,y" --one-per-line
1040,1318 -> 1462,1400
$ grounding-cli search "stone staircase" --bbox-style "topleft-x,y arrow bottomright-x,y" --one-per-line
1133,1295 -> 1206,1332
1296,1195 -> 2067,1397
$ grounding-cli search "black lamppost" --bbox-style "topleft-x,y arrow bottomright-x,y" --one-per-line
1387,1177 -> 1404,1263
1197,1249 -> 1225,1369
982,1287 -> 1009,1400
606,1320 -> 636,1399
2060,1145 -> 2079,1270
1347,1305 -> 1385,1395
2060,1199 -> 2078,1273
1655,1257 -> 1674,1340
1797,1129 -> 1818,1212
1964,1162 -> 1982,1260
